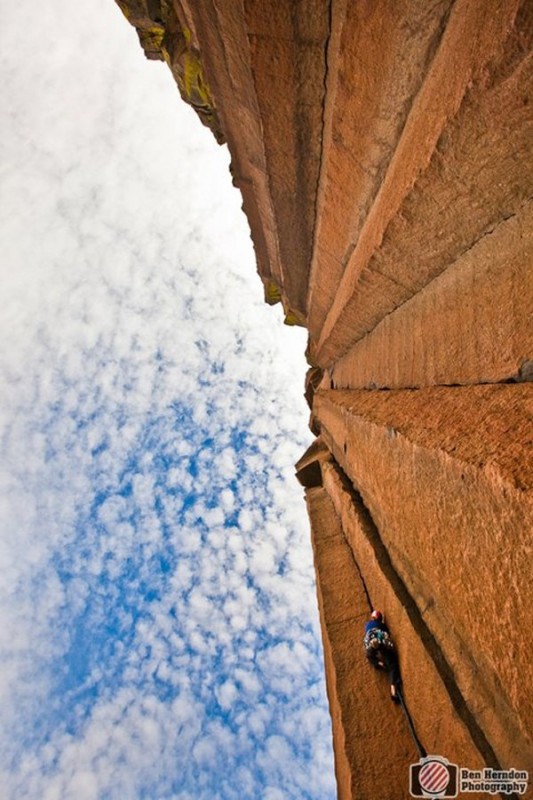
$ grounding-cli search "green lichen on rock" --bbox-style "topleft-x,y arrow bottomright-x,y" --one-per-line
114,0 -> 225,142
263,280 -> 306,326
264,280 -> 282,306
283,309 -> 306,327
163,24 -> 224,143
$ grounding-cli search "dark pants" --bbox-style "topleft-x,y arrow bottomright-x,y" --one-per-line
368,646 -> 401,688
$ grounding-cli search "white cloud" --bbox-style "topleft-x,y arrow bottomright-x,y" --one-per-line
216,680 -> 238,710
0,0 -> 335,798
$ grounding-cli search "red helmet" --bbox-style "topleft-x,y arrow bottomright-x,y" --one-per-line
371,610 -> 382,620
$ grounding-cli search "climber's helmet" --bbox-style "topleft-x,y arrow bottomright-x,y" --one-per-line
371,610 -> 382,620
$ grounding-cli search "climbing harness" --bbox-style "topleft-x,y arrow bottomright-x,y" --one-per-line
363,627 -> 395,653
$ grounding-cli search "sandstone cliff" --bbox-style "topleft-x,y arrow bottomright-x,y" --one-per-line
114,1 -> 533,797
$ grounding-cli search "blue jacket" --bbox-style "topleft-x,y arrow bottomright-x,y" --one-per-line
365,619 -> 388,635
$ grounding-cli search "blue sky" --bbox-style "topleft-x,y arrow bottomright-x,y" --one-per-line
0,1 -> 335,798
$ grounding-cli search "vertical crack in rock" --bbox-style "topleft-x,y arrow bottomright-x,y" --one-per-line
327,458 -> 513,782
308,0 -> 334,315
336,509 -> 373,613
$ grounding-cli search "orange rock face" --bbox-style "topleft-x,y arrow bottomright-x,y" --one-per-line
331,201 -> 533,389
115,0 -> 533,796
314,386 -> 533,773
306,484 -> 416,799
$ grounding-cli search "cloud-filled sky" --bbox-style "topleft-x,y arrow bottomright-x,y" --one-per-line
0,1 -> 335,798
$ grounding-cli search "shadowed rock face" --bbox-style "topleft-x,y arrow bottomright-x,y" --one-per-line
115,0 -> 533,796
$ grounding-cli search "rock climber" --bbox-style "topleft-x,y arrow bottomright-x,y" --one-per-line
364,610 -> 402,703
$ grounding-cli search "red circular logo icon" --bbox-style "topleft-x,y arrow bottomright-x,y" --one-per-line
419,760 -> 450,794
